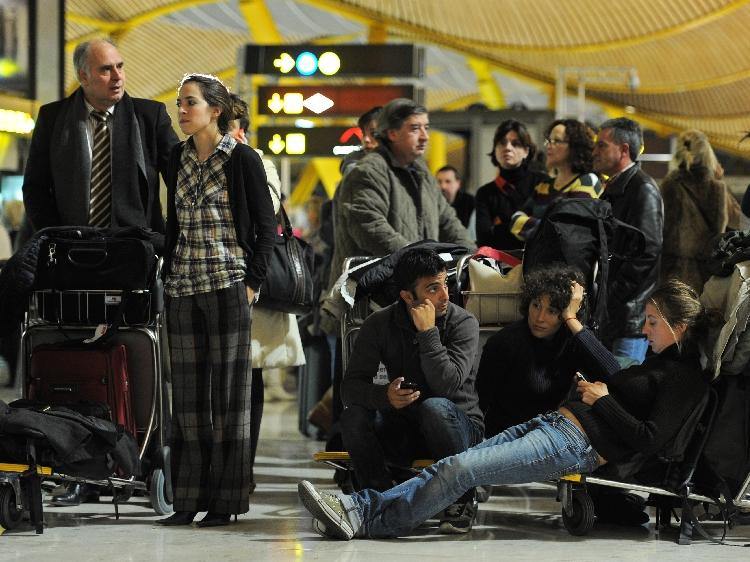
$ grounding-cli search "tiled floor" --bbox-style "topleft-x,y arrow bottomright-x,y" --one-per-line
1,385 -> 750,561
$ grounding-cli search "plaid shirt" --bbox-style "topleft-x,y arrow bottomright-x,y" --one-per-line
165,134 -> 247,297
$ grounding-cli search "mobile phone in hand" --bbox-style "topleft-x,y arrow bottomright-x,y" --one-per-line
575,371 -> 588,382
400,381 -> 419,391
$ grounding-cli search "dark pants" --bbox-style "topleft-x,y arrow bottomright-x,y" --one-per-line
167,282 -> 252,514
341,397 -> 483,491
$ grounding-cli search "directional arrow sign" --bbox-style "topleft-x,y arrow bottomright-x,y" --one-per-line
245,44 -> 424,77
258,126 -> 365,157
268,134 -> 285,154
267,93 -> 284,114
257,85 -> 423,117
272,52 -> 295,74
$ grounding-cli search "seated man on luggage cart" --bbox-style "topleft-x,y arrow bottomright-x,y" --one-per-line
340,248 -> 484,534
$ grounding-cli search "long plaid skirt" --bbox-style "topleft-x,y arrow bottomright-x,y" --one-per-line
166,282 -> 252,514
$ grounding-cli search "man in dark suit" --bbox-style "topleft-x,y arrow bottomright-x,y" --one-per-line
22,39 -> 179,506
22,38 -> 179,251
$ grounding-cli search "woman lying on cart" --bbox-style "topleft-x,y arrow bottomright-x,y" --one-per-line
298,278 -> 711,539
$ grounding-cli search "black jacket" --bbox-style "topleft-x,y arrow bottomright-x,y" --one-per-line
22,90 -> 179,251
601,165 -> 663,341
474,166 -> 549,250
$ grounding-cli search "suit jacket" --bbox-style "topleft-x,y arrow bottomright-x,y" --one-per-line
601,164 -> 664,341
22,89 -> 179,251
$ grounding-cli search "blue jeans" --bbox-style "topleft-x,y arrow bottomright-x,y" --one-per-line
342,411 -> 601,538
611,337 -> 648,368
341,398 -> 483,491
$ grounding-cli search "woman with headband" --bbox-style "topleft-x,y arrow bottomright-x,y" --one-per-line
298,279 -> 711,540
158,74 -> 276,527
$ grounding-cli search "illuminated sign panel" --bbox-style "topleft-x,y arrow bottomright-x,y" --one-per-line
257,126 -> 366,157
257,85 -> 423,117
243,44 -> 424,78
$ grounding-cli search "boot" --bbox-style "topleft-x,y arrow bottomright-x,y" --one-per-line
50,483 -> 100,507
307,386 -> 333,434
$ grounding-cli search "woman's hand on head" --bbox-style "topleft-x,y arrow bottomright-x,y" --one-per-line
563,281 -> 585,320
577,380 -> 609,405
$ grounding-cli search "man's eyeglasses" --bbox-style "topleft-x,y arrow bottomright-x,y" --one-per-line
544,138 -> 568,147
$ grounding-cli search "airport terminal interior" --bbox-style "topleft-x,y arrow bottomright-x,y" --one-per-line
2,1 -> 750,560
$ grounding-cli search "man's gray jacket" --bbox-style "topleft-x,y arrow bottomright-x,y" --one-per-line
330,145 -> 475,284
341,301 -> 484,433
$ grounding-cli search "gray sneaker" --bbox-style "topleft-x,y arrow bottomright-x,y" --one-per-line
298,480 -> 355,540
438,497 -> 478,534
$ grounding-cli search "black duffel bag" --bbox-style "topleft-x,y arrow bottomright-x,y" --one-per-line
35,226 -> 157,291
257,206 -> 315,315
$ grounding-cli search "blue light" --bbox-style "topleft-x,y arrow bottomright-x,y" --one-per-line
296,52 -> 318,76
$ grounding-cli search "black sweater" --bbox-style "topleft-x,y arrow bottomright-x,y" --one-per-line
564,332 -> 708,462
474,165 -> 550,250
477,319 -> 616,436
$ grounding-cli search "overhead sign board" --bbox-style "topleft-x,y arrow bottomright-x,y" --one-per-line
257,85 -> 423,117
257,126 -> 367,157
243,44 -> 424,78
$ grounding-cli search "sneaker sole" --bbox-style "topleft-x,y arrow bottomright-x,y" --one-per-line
438,521 -> 472,534
298,481 -> 354,540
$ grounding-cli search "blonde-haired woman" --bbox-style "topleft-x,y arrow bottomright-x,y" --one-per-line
660,129 -> 738,291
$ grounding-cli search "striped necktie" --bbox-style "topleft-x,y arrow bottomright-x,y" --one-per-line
89,110 -> 111,227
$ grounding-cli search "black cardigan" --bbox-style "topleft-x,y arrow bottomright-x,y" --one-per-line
162,141 -> 277,291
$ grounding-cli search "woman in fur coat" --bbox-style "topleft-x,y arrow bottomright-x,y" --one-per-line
660,129 -> 737,292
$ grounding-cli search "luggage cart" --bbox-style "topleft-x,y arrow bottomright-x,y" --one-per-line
0,263 -> 173,532
556,388 -> 750,544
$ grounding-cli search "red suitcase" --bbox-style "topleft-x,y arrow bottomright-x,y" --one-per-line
28,342 -> 136,438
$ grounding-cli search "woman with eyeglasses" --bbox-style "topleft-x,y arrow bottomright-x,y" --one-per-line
509,119 -> 602,241
474,119 -> 550,250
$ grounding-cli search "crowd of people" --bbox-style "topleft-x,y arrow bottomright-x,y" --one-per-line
4,35 -> 744,538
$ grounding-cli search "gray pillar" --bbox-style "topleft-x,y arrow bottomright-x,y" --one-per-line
33,0 -> 64,104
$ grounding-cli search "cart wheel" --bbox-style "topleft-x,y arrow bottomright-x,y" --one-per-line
562,490 -> 595,536
149,468 -> 173,515
0,485 -> 24,530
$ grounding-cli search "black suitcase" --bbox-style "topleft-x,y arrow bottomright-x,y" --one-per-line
297,335 -> 331,438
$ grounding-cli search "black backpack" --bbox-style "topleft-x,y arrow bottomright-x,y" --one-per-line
523,198 -> 645,334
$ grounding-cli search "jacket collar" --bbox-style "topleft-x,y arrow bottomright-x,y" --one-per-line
604,163 -> 641,197
376,144 -> 428,177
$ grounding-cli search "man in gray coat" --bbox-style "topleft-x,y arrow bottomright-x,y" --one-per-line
330,98 -> 475,283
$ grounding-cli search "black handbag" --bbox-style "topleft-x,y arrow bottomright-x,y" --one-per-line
34,227 -> 157,291
258,206 -> 315,315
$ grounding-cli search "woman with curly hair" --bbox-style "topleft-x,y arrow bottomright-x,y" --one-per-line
298,279 -> 711,539
509,119 -> 602,241
476,264 -> 590,437
660,129 -> 738,291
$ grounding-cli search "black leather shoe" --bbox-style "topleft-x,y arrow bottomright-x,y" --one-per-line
50,483 -> 100,507
196,512 -> 234,528
156,511 -> 197,526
